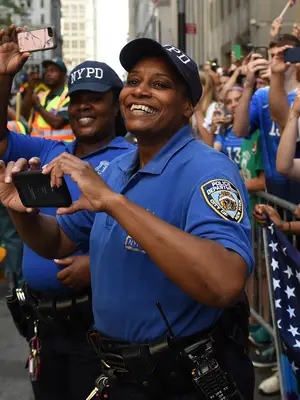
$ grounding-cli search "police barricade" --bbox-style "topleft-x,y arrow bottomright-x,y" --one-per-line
249,191 -> 298,398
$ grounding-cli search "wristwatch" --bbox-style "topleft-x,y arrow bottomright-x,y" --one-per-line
35,104 -> 42,111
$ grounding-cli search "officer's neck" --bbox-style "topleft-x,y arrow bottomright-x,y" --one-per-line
74,133 -> 116,158
136,129 -> 178,169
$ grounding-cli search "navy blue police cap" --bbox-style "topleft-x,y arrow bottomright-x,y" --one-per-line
67,61 -> 123,96
119,38 -> 202,106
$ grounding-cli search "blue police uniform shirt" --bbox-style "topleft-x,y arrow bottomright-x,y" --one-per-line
249,87 -> 300,202
2,130 -> 135,291
215,126 -> 243,168
58,125 -> 254,342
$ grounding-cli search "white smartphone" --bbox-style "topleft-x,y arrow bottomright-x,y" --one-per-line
17,27 -> 57,53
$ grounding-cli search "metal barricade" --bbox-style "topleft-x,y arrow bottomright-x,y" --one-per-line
250,191 -> 297,398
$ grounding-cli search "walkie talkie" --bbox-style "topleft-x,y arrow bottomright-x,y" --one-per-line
156,302 -> 244,400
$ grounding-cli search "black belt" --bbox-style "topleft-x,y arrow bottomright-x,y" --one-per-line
17,282 -> 93,324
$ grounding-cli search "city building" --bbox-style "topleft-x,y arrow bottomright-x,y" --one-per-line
128,0 -> 300,68
61,0 -> 97,71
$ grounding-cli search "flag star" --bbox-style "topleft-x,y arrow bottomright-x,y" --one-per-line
284,266 -> 293,279
288,325 -> 300,337
283,247 -> 287,256
273,278 -> 281,290
292,361 -> 299,374
269,241 -> 278,252
293,339 -> 300,349
275,298 -> 281,309
285,285 -> 296,299
287,305 -> 296,318
277,319 -> 282,329
271,258 -> 279,271
296,271 -> 300,284
268,224 -> 274,234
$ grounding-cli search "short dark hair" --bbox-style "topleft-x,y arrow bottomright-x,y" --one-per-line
269,34 -> 300,49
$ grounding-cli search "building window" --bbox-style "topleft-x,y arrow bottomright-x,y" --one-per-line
72,23 -> 77,30
80,41 -> 85,48
71,5 -> 77,14
79,5 -> 84,13
41,14 -> 44,24
228,0 -> 231,14
79,23 -> 84,31
40,0 -> 44,8
64,23 -> 69,31
64,41 -> 69,49
72,41 -> 78,49
236,0 -> 240,7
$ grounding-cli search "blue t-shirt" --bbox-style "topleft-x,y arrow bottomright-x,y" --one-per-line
58,125 -> 254,342
215,126 -> 243,168
249,87 -> 300,202
2,131 -> 135,291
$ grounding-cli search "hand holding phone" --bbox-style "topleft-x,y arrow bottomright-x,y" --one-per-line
0,25 -> 31,76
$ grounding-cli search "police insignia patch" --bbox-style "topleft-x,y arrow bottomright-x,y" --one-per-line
201,179 -> 244,222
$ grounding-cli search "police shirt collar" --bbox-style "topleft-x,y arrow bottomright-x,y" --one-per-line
66,136 -> 130,157
117,125 -> 194,175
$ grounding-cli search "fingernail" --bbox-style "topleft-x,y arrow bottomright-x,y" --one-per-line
42,164 -> 48,169
4,177 -> 11,183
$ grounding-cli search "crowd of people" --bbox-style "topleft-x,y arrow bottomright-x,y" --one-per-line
1,14 -> 300,400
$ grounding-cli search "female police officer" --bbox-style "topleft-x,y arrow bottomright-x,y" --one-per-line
0,38 -> 255,399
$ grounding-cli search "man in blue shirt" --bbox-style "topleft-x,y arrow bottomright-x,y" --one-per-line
0,33 -> 255,399
234,34 -> 300,204
0,26 -> 134,400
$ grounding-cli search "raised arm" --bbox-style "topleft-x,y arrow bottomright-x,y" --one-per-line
233,54 -> 269,138
269,46 -> 292,131
276,88 -> 300,179
0,26 -> 30,157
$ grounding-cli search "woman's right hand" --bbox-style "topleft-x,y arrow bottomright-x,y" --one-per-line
0,157 -> 41,213
0,25 -> 30,76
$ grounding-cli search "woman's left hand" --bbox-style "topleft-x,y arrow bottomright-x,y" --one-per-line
42,153 -> 117,214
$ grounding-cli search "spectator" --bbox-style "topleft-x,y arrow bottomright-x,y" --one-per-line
192,71 -> 217,144
21,58 -> 74,142
234,34 -> 300,204
213,86 -> 244,167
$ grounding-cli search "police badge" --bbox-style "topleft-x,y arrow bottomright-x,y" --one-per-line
201,179 -> 244,222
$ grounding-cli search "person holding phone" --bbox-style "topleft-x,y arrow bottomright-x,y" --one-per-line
0,34 -> 255,399
213,87 -> 244,168
0,25 -> 135,400
234,34 -> 300,204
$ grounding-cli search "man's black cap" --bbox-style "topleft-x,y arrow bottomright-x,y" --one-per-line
119,38 -> 202,106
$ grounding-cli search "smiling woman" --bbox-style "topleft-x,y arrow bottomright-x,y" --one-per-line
1,36 -> 255,400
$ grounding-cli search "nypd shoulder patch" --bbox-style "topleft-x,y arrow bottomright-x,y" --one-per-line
201,179 -> 244,223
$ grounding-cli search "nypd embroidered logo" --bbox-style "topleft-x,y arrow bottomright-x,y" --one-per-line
201,179 -> 243,222
124,236 -> 145,253
95,160 -> 109,176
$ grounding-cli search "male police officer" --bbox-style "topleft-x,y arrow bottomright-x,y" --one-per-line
0,25 -> 134,400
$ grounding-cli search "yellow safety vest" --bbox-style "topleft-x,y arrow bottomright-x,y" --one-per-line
31,87 -> 74,142
7,120 -> 27,135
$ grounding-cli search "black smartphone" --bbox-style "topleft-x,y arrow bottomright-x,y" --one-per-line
254,46 -> 269,60
12,170 -> 72,208
284,47 -> 300,63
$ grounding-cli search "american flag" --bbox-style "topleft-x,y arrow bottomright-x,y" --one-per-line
290,0 -> 297,7
266,218 -> 300,380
